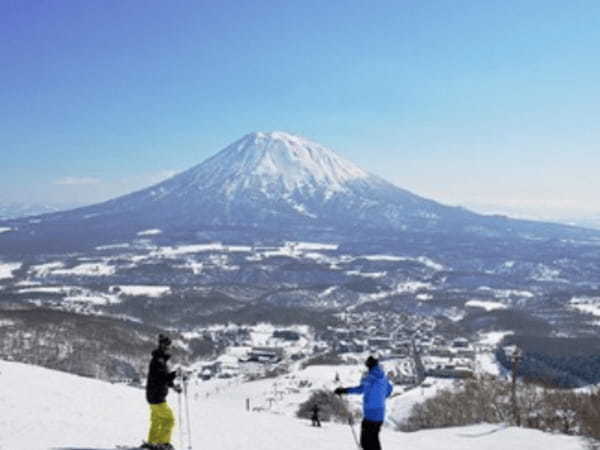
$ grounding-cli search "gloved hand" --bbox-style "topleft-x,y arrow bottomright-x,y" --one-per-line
334,387 -> 347,395
173,384 -> 183,394
176,367 -> 189,381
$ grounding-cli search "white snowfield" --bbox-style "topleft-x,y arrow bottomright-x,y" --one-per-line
52,262 -> 116,277
465,299 -> 508,311
478,331 -> 514,346
29,261 -> 66,277
570,296 -> 600,317
476,287 -> 535,299
18,241 -> 446,290
0,262 -> 21,280
137,229 -> 163,236
111,285 -> 171,297
17,286 -> 73,294
0,360 -> 587,450
362,255 -> 444,271
290,242 -> 339,251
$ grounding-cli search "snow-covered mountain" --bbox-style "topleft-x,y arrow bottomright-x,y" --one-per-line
564,214 -> 600,231
0,359 -> 587,450
0,201 -> 64,220
36,131 -> 448,232
2,131 -> 596,253
190,131 -> 372,195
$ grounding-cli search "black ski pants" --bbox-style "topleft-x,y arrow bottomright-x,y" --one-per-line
360,419 -> 383,450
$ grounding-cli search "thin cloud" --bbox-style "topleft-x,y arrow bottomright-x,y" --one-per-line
115,169 -> 181,188
54,177 -> 101,186
149,170 -> 179,183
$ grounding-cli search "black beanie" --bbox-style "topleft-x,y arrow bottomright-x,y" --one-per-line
158,334 -> 172,346
365,355 -> 378,369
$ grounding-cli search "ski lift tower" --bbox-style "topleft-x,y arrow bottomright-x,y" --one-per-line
511,346 -> 523,426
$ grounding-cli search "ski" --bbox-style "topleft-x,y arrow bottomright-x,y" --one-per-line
116,446 -> 175,450
115,446 -> 169,450
116,445 -> 176,450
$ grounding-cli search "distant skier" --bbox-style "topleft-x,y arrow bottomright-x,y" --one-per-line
311,403 -> 321,427
334,356 -> 393,450
143,334 -> 181,450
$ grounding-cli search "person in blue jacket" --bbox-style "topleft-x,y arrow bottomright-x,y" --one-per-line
335,356 -> 393,450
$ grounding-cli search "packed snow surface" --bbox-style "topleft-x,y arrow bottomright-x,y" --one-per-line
0,360 -> 587,450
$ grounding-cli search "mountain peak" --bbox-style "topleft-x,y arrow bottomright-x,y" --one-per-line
184,131 -> 371,196
248,130 -> 305,142
239,131 -> 334,156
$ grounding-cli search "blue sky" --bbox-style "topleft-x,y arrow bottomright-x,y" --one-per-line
2,0 -> 599,219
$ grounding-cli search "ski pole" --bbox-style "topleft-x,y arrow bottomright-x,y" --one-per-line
336,391 -> 361,449
183,375 -> 193,450
178,373 -> 184,450
347,415 -> 361,450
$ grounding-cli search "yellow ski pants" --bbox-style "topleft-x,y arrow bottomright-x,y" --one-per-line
147,402 -> 175,445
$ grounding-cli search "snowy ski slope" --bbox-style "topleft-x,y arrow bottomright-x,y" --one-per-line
0,360 -> 587,450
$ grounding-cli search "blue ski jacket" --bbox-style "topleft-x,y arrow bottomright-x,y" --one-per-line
346,365 -> 393,422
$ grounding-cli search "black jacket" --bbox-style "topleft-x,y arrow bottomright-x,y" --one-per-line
311,405 -> 320,418
146,348 -> 177,404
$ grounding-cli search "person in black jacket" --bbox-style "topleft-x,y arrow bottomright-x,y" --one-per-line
143,334 -> 181,450
311,404 -> 321,427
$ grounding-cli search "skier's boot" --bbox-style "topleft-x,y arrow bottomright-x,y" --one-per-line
140,443 -> 160,450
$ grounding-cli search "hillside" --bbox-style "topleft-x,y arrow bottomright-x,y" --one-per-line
0,359 -> 586,450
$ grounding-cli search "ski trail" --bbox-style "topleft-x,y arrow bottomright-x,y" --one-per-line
0,360 -> 588,450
